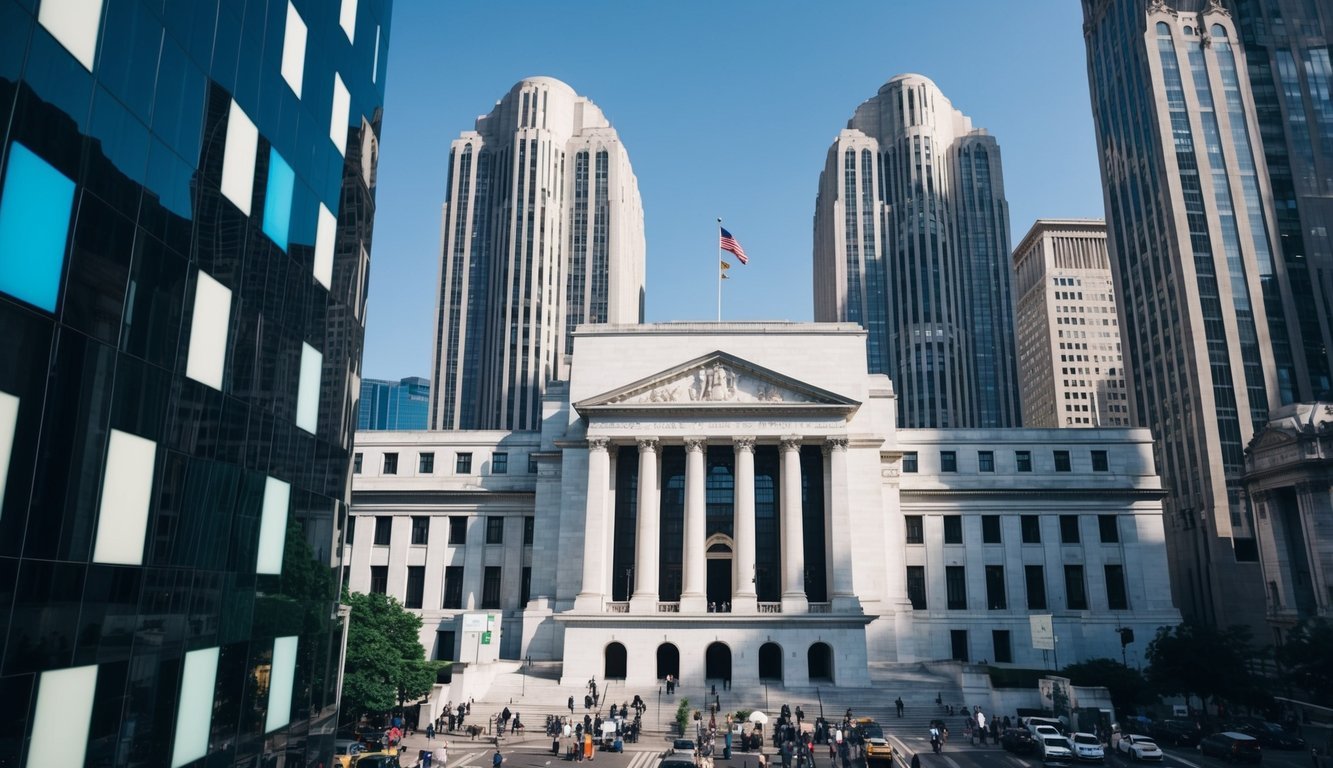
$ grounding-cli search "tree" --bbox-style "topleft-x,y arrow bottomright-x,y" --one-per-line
1060,658 -> 1152,715
1145,623 -> 1264,711
1275,618 -> 1333,705
341,587 -> 440,721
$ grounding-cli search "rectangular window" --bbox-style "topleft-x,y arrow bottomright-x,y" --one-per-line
1015,450 -> 1032,472
369,565 -> 387,594
435,630 -> 456,661
448,516 -> 467,545
906,566 -> 927,610
950,629 -> 969,662
1054,450 -> 1072,472
1025,565 -> 1047,609
486,516 -> 504,544
905,515 -> 924,544
523,516 -> 534,546
443,566 -> 464,609
1065,565 -> 1088,610
419,452 -> 434,474
383,452 -> 398,475
943,516 -> 963,544
1091,450 -> 1109,471
902,452 -> 918,473
1098,514 -> 1119,543
410,516 -> 429,545
1060,515 -> 1080,544
992,630 -> 1013,664
528,454 -> 539,474
1105,564 -> 1128,610
521,566 -> 531,607
986,565 -> 1007,610
482,566 -> 502,609
405,566 -> 424,609
353,452 -> 363,474
982,515 -> 1001,544
492,452 -> 508,474
185,271 -> 232,390
978,450 -> 995,472
296,343 -> 321,434
456,452 -> 473,474
940,451 -> 957,472
374,517 -> 392,546
221,100 -> 258,215
1021,515 -> 1041,543
262,148 -> 294,251
946,565 -> 967,610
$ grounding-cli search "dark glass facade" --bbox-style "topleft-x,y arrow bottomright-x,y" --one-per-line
0,0 -> 391,765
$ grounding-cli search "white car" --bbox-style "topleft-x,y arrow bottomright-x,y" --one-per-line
1033,725 -> 1065,739
1069,733 -> 1105,762
1116,734 -> 1164,762
1040,735 -> 1075,763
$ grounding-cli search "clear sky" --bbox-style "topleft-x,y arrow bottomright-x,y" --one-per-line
363,0 -> 1104,380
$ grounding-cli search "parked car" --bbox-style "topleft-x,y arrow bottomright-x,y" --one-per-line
660,756 -> 696,768
1197,732 -> 1262,764
1223,721 -> 1306,751
854,720 -> 894,763
1116,734 -> 1164,762
1033,724 -> 1065,740
1148,719 -> 1201,747
1000,728 -> 1036,754
670,738 -> 695,755
1027,717 -> 1069,735
1040,734 -> 1076,763
350,753 -> 400,768
1070,733 -> 1105,763
335,740 -> 366,768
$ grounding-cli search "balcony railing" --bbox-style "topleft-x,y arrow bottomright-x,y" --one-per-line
757,602 -> 783,614
606,601 -> 629,613
657,602 -> 680,613
807,602 -> 831,613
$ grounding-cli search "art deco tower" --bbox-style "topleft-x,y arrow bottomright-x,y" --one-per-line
813,74 -> 1021,429
430,77 -> 645,431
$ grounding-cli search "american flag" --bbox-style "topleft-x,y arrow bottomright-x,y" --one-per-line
720,227 -> 749,265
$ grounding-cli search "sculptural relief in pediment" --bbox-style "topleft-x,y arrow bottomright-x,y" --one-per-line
607,361 -> 813,405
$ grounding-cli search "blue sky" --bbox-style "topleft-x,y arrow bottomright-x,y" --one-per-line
363,0 -> 1103,380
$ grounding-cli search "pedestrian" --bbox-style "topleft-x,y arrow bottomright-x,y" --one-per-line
584,731 -> 595,762
434,743 -> 448,768
493,749 -> 504,768
428,723 -> 436,741
895,698 -> 903,718
512,712 -> 521,734
569,696 -> 576,714
585,694 -> 592,710
421,749 -> 433,768
910,755 -> 920,768
929,726 -> 940,755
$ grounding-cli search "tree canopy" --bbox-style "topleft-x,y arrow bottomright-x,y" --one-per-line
1144,623 -> 1266,710
1060,658 -> 1153,715
1275,618 -> 1333,706
341,588 -> 440,720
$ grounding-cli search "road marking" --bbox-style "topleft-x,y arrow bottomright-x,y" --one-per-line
1162,754 -> 1202,768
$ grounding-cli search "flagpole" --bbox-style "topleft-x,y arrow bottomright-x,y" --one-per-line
716,217 -> 723,322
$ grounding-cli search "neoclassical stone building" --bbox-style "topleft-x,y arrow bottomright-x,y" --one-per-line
348,323 -> 1180,686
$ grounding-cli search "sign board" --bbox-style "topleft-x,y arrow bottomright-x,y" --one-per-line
1030,614 -> 1055,650
481,631 -> 492,645
462,614 -> 487,632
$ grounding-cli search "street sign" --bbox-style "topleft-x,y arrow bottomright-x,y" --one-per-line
481,631 -> 492,645
1030,614 -> 1054,649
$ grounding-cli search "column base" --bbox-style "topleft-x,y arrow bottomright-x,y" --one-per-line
679,594 -> 708,613
730,594 -> 758,614
572,593 -> 605,613
629,594 -> 658,614
782,593 -> 809,614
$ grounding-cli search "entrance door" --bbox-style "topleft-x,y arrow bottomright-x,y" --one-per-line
605,642 -> 628,679
657,643 -> 680,680
705,642 -> 731,681
707,558 -> 731,608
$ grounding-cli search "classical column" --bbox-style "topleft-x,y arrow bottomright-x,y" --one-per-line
574,437 -> 611,611
780,435 -> 808,612
680,437 -> 708,612
630,437 -> 660,613
732,436 -> 758,613
825,436 -> 860,610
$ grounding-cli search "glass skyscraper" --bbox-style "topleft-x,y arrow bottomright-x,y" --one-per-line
0,0 -> 390,764
359,376 -> 429,430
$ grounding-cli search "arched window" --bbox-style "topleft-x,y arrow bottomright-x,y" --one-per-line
1156,21 -> 1171,36
657,643 -> 680,680
758,642 -> 783,681
1183,25 -> 1194,35
605,642 -> 627,679
808,642 -> 833,682
1210,24 -> 1227,37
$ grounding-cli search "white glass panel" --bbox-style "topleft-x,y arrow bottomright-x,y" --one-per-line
0,391 -> 16,518
171,647 -> 219,768
372,25 -> 381,82
330,74 -> 350,157
265,636 -> 298,732
297,343 -> 321,434
340,0 -> 358,43
185,270 -> 231,390
30,665 -> 98,766
280,2 -> 307,98
92,430 -> 157,565
256,477 -> 290,574
221,100 -> 258,216
38,0 -> 104,71
314,203 -> 335,289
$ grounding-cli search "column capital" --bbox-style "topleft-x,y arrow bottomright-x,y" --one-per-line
780,435 -> 803,452
587,436 -> 611,452
684,436 -> 708,453
733,436 -> 757,453
636,437 -> 659,453
822,436 -> 849,454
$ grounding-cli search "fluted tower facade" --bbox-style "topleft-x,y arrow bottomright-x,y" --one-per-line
430,77 -> 645,431
814,74 -> 1021,428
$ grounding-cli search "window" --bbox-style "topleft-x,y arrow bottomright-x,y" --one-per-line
946,566 -> 967,609
521,566 -> 531,607
523,516 -> 535,546
383,452 -> 398,475
978,451 -> 995,472
982,515 -> 1001,544
1060,515 -> 1080,544
1065,565 -> 1088,610
482,566 -> 502,608
456,452 -> 473,474
486,516 -> 504,544
906,566 -> 927,610
992,630 -> 1013,664
374,517 -> 392,546
902,452 -> 918,473
448,516 -> 467,545
443,566 -> 464,609
1105,565 -> 1128,610
1021,515 -> 1041,543
405,566 -> 424,609
1098,515 -> 1119,543
1091,450 -> 1109,472
905,515 -> 924,544
492,452 -> 508,474
410,516 -> 429,545
1054,450 -> 1071,472
528,454 -> 539,474
346,518 -> 355,544
940,451 -> 957,472
435,630 -> 456,661
419,452 -> 434,474
0,142 -> 73,310
985,565 -> 1007,610
943,516 -> 963,544
369,565 -> 387,594
1015,451 -> 1032,472
353,452 -> 363,474
1025,565 -> 1047,609
950,629 -> 969,662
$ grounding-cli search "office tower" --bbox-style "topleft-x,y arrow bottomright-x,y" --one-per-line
1082,0 -> 1328,628
359,376 -> 430,430
1012,220 -> 1132,428
430,77 -> 645,431
0,0 -> 390,764
813,74 -> 1021,429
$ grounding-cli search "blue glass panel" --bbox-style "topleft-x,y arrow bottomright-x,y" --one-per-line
263,147 -> 294,252
0,142 -> 76,312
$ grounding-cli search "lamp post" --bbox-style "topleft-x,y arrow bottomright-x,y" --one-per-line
624,567 -> 634,601
658,685 -> 663,734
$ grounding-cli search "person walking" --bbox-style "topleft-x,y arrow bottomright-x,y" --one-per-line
427,723 -> 436,741
569,696 -> 576,715
929,725 -> 941,755
895,698 -> 903,718
910,754 -> 921,768
493,749 -> 504,768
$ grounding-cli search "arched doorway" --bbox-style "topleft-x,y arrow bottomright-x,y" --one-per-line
705,642 -> 732,682
706,535 -> 733,609
758,642 -> 783,681
657,643 -> 680,680
807,642 -> 833,682
605,642 -> 627,679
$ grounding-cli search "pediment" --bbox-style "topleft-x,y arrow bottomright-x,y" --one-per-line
574,351 -> 860,417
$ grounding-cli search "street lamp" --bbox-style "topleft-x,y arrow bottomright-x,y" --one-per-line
658,685 -> 663,733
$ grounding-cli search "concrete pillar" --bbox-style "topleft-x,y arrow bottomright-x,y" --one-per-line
630,437 -> 660,613
680,437 -> 708,612
574,437 -> 610,611
732,436 -> 758,613
780,436 -> 808,612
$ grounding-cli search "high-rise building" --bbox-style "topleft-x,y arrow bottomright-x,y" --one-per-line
1082,0 -> 1328,628
1012,220 -> 1132,428
429,77 -> 645,432
0,0 -> 390,764
813,74 -> 1021,429
359,376 -> 430,430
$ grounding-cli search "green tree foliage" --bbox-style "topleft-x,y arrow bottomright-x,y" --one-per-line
675,698 -> 692,736
341,588 -> 440,720
1275,618 -> 1333,705
1145,623 -> 1266,710
1060,658 -> 1152,715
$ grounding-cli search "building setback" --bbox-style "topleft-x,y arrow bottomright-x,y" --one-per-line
429,77 -> 645,432
0,0 -> 390,764
814,74 -> 1021,430
360,376 -> 431,430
